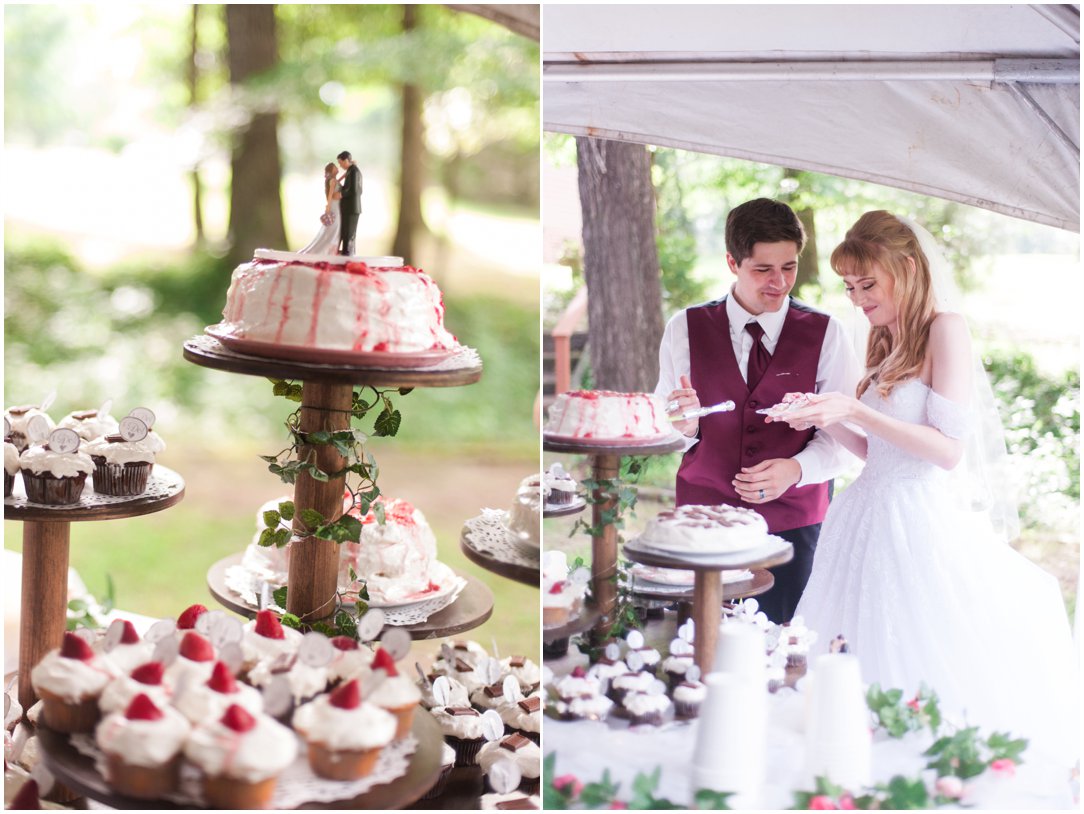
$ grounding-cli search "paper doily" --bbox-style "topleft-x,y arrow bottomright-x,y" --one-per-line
464,509 -> 541,568
71,731 -> 417,806
223,564 -> 467,627
4,467 -> 184,511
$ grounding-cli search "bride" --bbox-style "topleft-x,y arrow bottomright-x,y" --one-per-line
296,162 -> 342,255
777,211 -> 1079,768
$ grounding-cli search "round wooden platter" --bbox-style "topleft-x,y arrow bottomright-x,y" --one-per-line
3,466 -> 185,523
183,334 -> 482,388
207,553 -> 494,640
622,535 -> 794,573
542,434 -> 685,456
543,602 -> 602,643
458,528 -> 539,588
36,707 -> 444,810
629,567 -> 774,603
542,498 -> 587,519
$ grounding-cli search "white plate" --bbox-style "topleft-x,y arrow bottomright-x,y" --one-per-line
361,568 -> 464,610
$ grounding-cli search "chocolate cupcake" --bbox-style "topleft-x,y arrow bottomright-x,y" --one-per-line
4,436 -> 18,498
19,430 -> 93,505
85,416 -> 162,497
431,706 -> 488,766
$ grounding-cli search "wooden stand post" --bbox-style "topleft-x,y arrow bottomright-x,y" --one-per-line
693,568 -> 723,673
19,521 -> 71,711
590,453 -> 621,638
286,382 -> 353,622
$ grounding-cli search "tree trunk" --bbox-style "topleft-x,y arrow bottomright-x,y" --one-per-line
226,4 -> 286,265
576,137 -> 664,392
188,4 -> 204,247
391,4 -> 426,261
795,206 -> 819,293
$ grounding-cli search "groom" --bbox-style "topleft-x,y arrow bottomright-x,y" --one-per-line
337,150 -> 363,256
657,198 -> 859,623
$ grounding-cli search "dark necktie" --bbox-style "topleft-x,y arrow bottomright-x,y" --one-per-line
745,321 -> 771,389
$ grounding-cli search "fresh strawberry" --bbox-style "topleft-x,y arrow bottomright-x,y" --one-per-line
125,693 -> 164,721
117,620 -> 141,645
207,661 -> 237,694
329,679 -> 361,710
59,632 -> 94,661
548,581 -> 566,595
330,636 -> 359,651
130,662 -> 165,686
371,648 -> 398,677
221,704 -> 257,733
571,665 -> 587,678
253,609 -> 285,640
178,632 -> 214,662
176,604 -> 208,630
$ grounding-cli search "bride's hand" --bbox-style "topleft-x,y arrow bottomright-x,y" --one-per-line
778,392 -> 856,430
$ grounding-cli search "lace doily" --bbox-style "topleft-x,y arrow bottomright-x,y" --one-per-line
4,467 -> 184,511
463,509 -> 541,568
414,346 -> 482,372
71,731 -> 417,807
223,563 -> 467,627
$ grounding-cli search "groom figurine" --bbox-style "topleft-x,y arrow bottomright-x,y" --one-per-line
337,150 -> 363,256
657,198 -> 859,623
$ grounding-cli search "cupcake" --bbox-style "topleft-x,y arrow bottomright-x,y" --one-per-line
622,690 -> 672,727
421,742 -> 457,800
185,704 -> 298,809
4,435 -> 18,498
499,695 -> 542,743
246,652 -> 329,709
500,655 -> 541,691
175,603 -> 208,634
174,661 -> 263,725
479,733 -> 542,794
97,620 -> 154,676
30,632 -> 116,732
431,705 -> 487,767
542,463 -> 577,505
99,662 -> 173,716
293,680 -> 397,780
661,653 -> 695,690
434,639 -> 490,670
325,636 -> 373,686
239,610 -> 303,672
4,406 -> 54,452
421,675 -> 470,711
435,653 -> 488,692
586,655 -> 628,693
57,409 -> 119,442
608,671 -> 657,708
553,692 -> 613,722
367,648 -> 422,738
672,679 -> 707,719
84,422 -> 162,496
471,681 -> 515,712
553,666 -> 602,702
96,694 -> 190,799
19,439 -> 93,505
164,632 -> 217,690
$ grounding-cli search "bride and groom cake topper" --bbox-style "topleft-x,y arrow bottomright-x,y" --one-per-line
300,150 -> 362,257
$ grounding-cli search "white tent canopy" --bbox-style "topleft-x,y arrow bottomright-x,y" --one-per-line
544,4 -> 1080,231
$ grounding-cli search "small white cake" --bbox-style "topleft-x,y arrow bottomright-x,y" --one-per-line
636,504 -> 769,554
544,390 -> 671,440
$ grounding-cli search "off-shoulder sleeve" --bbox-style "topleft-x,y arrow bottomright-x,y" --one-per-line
926,388 -> 970,439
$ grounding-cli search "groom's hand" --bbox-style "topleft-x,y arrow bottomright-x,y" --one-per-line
666,374 -> 700,438
733,458 -> 801,504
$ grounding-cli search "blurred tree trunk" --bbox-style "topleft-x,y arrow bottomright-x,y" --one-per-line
576,137 -> 664,391
188,4 -> 204,247
226,4 -> 286,265
391,4 -> 427,261
782,168 -> 819,292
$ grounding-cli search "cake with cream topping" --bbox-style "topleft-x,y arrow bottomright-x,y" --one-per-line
96,694 -> 190,799
544,390 -> 672,441
635,504 -> 769,555
293,679 -> 397,780
218,251 -> 458,353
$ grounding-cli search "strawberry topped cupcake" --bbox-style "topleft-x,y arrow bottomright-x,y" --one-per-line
165,632 -> 217,689
185,704 -> 298,809
367,648 -> 422,739
96,694 -> 190,799
99,662 -> 173,716
174,661 -> 263,725
31,632 -> 117,732
176,603 -> 208,634
98,620 -> 154,675
325,636 -> 373,686
240,610 -> 303,672
293,679 -> 397,781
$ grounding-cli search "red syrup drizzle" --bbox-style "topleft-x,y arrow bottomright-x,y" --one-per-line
274,269 -> 296,344
306,269 -> 333,346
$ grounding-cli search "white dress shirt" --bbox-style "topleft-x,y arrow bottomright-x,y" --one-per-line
655,287 -> 861,487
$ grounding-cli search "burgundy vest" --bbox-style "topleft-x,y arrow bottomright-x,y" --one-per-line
676,297 -> 831,533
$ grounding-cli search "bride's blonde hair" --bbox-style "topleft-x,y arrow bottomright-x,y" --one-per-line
324,162 -> 338,195
831,211 -> 937,398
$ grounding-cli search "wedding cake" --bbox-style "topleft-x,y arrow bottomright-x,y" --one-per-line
218,251 -> 458,353
635,504 -> 769,555
544,390 -> 671,441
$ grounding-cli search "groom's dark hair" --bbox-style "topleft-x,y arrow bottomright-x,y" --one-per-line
337,151 -> 352,161
725,198 -> 806,265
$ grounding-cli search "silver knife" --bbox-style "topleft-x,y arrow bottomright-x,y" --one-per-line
669,400 -> 736,421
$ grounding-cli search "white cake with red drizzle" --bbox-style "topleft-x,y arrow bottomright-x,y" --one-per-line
220,251 -> 458,353
544,390 -> 671,440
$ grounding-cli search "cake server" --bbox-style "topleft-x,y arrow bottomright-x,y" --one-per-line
669,400 -> 736,421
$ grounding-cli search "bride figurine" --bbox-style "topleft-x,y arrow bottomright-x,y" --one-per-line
777,211 -> 1079,769
296,162 -> 342,255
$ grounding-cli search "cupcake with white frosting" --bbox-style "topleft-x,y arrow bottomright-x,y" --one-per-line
96,693 -> 190,799
164,632 -> 216,690
84,421 -> 163,497
367,648 -> 421,739
239,610 -> 303,673
672,678 -> 707,719
30,632 -> 117,732
99,662 -> 173,716
421,675 -> 470,711
500,655 -> 541,691
185,704 -> 298,809
430,705 -> 487,767
608,671 -> 658,708
470,681 -> 516,713
97,620 -> 154,676
58,409 -> 119,442
174,661 -> 263,725
4,434 -> 19,498
479,733 -> 541,794
293,679 -> 397,780
325,636 -> 373,686
4,405 -> 54,452
623,690 -> 672,726
19,439 -> 94,505
499,694 -> 542,743
246,653 -> 329,707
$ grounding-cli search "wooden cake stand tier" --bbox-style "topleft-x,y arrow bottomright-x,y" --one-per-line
5,467 -> 186,713
458,528 -> 539,587
206,554 -> 494,640
37,707 -> 444,810
543,602 -> 603,643
630,567 -> 774,604
183,336 -> 482,387
623,538 -> 793,673
542,436 -> 683,641
542,498 -> 587,519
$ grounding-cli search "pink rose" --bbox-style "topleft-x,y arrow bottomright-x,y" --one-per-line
839,793 -> 857,810
990,758 -> 1016,777
553,774 -> 584,797
609,802 -> 628,810
935,776 -> 964,798
907,697 -> 921,712
809,796 -> 839,810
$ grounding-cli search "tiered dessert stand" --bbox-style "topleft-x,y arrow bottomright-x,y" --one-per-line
628,567 -> 776,625
5,469 -> 186,713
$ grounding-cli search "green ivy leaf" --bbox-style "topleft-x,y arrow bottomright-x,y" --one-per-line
315,514 -> 363,544
280,612 -> 301,629
373,501 -> 386,525
262,510 -> 281,529
692,788 -> 733,809
272,586 -> 288,608
300,508 -> 325,529
258,528 -> 276,547
277,501 -> 295,521
272,528 -> 292,548
373,408 -> 402,437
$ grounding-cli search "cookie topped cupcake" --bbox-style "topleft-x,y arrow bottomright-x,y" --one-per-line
19,429 -> 94,505
84,414 -> 164,497
5,405 -> 54,452
58,408 -> 119,443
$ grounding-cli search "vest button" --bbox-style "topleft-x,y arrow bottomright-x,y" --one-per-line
747,426 -> 756,434
746,447 -> 756,456
749,400 -> 759,408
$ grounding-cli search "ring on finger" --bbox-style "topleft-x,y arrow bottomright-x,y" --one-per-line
758,488 -> 766,500
666,400 -> 679,413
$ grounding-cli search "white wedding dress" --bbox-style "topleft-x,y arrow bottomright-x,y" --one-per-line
296,197 -> 341,255
796,378 -> 1079,768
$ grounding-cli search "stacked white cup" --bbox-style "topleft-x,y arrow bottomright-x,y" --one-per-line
804,653 -> 872,790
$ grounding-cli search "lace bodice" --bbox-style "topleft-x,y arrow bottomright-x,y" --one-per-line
859,378 -> 970,482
